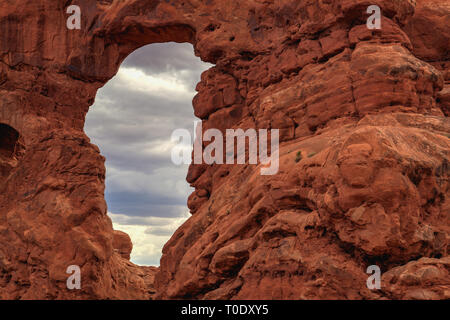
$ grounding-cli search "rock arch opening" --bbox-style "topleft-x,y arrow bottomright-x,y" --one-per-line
85,42 -> 212,266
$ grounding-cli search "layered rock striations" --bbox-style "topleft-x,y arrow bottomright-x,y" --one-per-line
0,0 -> 448,299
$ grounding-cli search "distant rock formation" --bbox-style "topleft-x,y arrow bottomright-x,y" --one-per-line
0,0 -> 448,299
113,230 -> 133,260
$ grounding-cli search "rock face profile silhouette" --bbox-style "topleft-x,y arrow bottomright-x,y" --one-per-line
0,0 -> 448,300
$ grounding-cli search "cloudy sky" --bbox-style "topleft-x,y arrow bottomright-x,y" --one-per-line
85,43 -> 212,266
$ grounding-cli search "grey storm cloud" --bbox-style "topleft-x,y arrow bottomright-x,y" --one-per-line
122,42 -> 212,89
144,226 -> 176,237
87,91 -> 196,143
101,146 -> 169,173
111,215 -> 181,227
105,191 -> 187,218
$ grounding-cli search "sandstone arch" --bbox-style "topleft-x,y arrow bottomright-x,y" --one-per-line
0,0 -> 448,300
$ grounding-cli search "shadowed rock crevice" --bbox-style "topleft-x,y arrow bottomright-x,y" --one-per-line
0,123 -> 23,177
0,123 -> 19,158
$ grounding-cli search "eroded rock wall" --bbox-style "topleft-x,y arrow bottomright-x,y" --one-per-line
0,0 -> 448,299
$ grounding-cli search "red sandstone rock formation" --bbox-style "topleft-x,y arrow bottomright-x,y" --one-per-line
0,0 -> 448,299
112,230 -> 133,260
